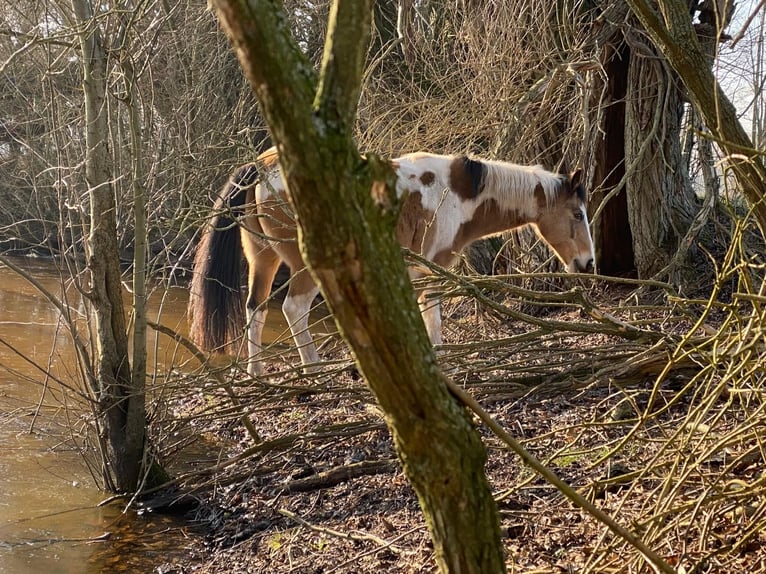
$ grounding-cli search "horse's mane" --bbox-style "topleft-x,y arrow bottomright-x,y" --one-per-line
480,159 -> 562,207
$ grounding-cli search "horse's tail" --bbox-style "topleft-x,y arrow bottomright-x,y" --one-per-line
189,164 -> 260,353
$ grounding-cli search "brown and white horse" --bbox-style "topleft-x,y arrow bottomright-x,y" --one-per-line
189,147 -> 595,376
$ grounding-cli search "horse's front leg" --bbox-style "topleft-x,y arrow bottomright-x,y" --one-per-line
283,269 -> 322,373
417,289 -> 443,346
246,306 -> 268,377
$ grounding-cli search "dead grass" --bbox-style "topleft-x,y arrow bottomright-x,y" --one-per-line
153,261 -> 766,574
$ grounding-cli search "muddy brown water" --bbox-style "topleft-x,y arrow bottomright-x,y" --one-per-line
0,257 -> 293,573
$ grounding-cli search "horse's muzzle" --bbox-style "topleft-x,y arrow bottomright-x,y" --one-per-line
576,258 -> 595,273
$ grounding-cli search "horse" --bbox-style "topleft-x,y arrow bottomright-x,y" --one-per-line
189,147 -> 595,376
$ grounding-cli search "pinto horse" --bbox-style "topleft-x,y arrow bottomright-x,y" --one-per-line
189,147 -> 595,376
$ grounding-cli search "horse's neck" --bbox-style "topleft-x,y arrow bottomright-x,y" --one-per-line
448,190 -> 537,256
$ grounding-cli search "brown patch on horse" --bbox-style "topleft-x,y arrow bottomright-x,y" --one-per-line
433,199 -> 528,266
449,156 -> 485,201
395,192 -> 435,256
256,146 -> 279,170
420,171 -> 435,186
255,191 -> 306,276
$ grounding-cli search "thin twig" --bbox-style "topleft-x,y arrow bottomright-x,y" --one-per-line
147,319 -> 262,443
442,373 -> 677,574
278,508 -> 406,554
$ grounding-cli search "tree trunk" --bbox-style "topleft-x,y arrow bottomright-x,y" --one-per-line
591,6 -> 708,287
71,0 -> 144,492
592,40 -> 635,277
122,48 -> 150,488
624,31 -> 698,282
627,0 -> 766,234
210,0 -> 505,571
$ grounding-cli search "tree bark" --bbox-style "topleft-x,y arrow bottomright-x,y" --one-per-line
121,46 -> 149,489
71,0 -> 144,492
591,3 -> 715,286
210,1 -> 505,571
624,31 -> 698,282
592,40 -> 635,276
627,0 -> 766,234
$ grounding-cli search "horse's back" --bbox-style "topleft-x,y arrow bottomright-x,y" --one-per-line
393,152 -> 451,186
256,146 -> 279,169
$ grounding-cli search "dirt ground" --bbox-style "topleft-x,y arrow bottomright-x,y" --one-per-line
155,285 -> 766,574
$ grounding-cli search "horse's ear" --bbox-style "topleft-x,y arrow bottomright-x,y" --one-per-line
569,168 -> 587,202
570,168 -> 583,189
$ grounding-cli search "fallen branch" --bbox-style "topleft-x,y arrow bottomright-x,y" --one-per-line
278,507 -> 405,554
404,249 -> 670,343
280,458 -> 398,493
148,319 -> 262,443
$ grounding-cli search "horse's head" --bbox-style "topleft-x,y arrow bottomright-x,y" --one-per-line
534,169 -> 595,273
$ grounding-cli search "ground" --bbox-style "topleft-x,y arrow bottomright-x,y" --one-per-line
156,282 -> 766,574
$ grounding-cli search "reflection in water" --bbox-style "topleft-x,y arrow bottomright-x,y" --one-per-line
0,438 -> 195,573
0,256 -> 326,573
0,256 -> 330,572
0,258 -> 207,573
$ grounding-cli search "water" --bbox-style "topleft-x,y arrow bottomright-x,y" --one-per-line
0,257 -> 292,573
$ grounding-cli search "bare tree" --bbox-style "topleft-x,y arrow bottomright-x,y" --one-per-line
210,0 -> 506,571
1,0 -> 270,490
69,0 -> 143,491
627,0 -> 766,233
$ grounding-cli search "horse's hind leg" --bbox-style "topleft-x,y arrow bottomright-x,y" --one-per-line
282,268 -> 321,372
244,243 -> 282,376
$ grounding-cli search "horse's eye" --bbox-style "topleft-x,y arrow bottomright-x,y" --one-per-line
574,210 -> 584,221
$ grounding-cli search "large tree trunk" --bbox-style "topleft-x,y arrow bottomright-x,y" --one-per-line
71,0 -> 144,492
624,30 -> 698,282
592,40 -> 635,277
592,5 -> 707,287
211,1 -> 506,571
627,0 -> 766,233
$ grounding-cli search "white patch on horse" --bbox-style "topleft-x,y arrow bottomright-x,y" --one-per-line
282,286 -> 321,370
394,154 -> 480,261
247,307 -> 268,375
574,206 -> 596,273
